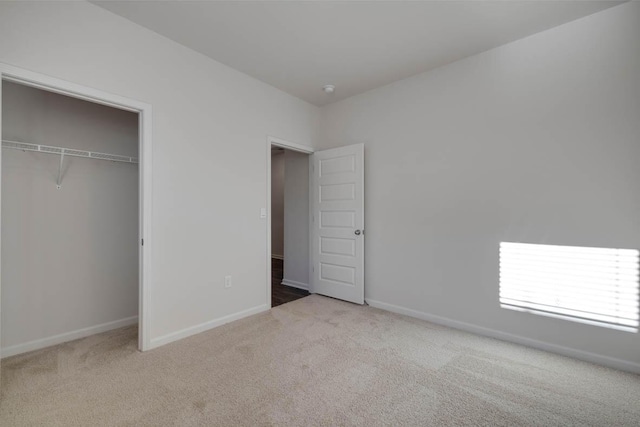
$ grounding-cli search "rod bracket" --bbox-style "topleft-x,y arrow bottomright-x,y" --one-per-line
56,151 -> 65,190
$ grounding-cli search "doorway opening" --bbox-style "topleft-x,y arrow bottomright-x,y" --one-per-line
266,138 -> 365,307
0,64 -> 152,359
267,137 -> 313,307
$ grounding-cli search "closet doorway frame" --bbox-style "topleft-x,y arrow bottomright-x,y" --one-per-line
266,136 -> 314,307
0,63 -> 153,352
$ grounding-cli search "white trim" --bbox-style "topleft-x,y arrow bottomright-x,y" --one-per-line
0,65 -> 146,112
0,80 -> 3,368
267,135 -> 315,155
149,304 -> 269,349
366,299 -> 640,374
0,62 -> 153,352
1,316 -> 138,358
138,95 -> 153,352
266,136 -> 314,308
281,279 -> 309,291
271,254 -> 284,260
308,154 -> 314,294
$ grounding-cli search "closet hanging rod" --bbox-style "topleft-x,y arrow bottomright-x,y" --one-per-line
1,140 -> 138,164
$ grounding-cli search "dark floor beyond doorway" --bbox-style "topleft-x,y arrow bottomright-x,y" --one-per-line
272,258 -> 309,307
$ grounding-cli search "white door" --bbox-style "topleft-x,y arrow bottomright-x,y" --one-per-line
0,78 -> 3,381
310,144 -> 364,304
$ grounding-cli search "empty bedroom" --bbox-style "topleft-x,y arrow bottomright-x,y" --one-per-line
0,1 -> 638,426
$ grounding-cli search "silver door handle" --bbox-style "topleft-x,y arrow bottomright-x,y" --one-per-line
354,230 -> 361,235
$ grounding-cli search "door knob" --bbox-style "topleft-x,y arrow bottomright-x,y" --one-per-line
354,230 -> 361,235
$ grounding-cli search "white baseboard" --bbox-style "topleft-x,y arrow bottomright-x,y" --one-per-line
271,254 -> 284,260
365,299 -> 640,374
281,279 -> 309,291
1,316 -> 139,359
149,304 -> 269,350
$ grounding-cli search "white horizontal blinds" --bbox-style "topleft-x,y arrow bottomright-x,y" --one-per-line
499,242 -> 640,332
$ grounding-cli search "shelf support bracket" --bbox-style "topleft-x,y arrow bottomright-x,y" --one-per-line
56,151 -> 65,190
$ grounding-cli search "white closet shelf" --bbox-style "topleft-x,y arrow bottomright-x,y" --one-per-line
2,139 -> 137,189
2,140 -> 138,164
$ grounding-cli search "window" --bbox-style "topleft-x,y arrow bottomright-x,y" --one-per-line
499,242 -> 639,332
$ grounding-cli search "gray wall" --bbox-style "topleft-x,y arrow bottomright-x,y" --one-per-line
0,1 -> 319,348
319,2 -> 640,368
283,150 -> 309,288
271,151 -> 284,258
1,81 -> 139,353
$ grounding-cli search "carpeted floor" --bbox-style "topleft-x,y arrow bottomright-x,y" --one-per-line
1,295 -> 639,426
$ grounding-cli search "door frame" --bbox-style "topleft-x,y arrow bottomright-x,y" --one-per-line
266,136 -> 314,307
0,62 -> 153,352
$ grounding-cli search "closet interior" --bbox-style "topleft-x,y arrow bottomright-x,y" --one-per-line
1,80 -> 140,357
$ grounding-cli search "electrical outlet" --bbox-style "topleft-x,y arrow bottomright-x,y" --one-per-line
224,275 -> 232,288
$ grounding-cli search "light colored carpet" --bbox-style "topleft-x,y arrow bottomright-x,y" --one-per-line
1,295 -> 639,426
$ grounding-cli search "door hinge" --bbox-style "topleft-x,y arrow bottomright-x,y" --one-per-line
141,239 -> 144,246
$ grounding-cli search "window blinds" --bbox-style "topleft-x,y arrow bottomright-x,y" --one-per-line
499,242 -> 639,332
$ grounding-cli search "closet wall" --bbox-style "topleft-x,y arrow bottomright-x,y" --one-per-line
1,81 -> 139,355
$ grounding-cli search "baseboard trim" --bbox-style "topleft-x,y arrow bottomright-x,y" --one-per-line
1,316 -> 139,359
271,254 -> 284,260
281,279 -> 309,291
149,304 -> 270,350
365,299 -> 640,374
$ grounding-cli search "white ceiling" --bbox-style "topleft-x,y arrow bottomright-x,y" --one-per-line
93,1 -> 622,106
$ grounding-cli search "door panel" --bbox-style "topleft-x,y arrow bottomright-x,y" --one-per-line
0,76 -> 3,380
310,144 -> 364,304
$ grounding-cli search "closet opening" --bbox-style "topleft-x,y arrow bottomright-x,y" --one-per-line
268,138 -> 313,307
1,79 -> 143,358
